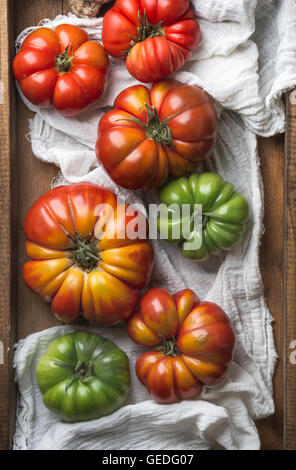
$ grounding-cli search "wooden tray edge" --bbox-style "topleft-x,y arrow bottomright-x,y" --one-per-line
0,0 -> 18,451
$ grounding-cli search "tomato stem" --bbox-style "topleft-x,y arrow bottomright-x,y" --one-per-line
160,335 -> 180,357
136,10 -> 163,42
124,10 -> 164,55
56,360 -> 96,391
145,104 -> 173,145
55,44 -> 73,74
75,360 -> 95,379
117,103 -> 179,146
69,233 -> 101,271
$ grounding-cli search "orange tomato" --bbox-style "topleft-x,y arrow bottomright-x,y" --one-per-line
13,24 -> 109,116
127,288 -> 235,403
23,183 -> 154,324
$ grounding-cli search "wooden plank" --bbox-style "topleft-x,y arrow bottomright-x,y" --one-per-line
284,91 -> 296,450
15,0 -> 64,341
0,0 -> 65,450
257,134 -> 285,450
0,0 -> 18,451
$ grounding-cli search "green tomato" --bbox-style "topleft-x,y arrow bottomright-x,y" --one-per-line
36,331 -> 131,423
158,172 -> 249,261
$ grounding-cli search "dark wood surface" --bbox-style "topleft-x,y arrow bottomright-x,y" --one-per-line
14,0 -> 62,343
284,93 -> 296,450
0,0 -> 17,452
258,134 -> 284,450
0,0 -> 295,450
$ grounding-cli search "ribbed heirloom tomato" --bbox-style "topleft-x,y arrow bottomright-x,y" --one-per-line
158,172 -> 250,261
127,288 -> 235,404
22,183 -> 154,324
102,0 -> 200,83
96,80 -> 217,190
36,331 -> 131,422
13,24 -> 109,116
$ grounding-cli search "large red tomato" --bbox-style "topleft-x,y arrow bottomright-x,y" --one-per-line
23,183 -> 154,325
127,288 -> 235,404
13,24 -> 109,116
96,80 -> 217,190
102,0 -> 200,82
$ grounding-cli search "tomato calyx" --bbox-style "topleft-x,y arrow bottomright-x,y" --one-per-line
157,335 -> 180,357
68,233 -> 101,270
145,104 -> 174,145
124,10 -> 164,55
55,45 -> 74,74
64,195 -> 101,270
54,359 -> 96,390
136,10 -> 164,42
75,360 -> 95,379
119,103 -> 178,146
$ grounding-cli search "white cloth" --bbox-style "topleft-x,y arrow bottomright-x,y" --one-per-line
13,0 -> 296,450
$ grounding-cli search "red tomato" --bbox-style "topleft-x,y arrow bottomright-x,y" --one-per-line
102,0 -> 200,82
127,288 -> 235,404
96,80 -> 217,190
13,24 -> 109,116
22,183 -> 154,324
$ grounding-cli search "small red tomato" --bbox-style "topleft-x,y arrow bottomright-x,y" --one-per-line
13,24 -> 109,116
102,0 -> 200,83
127,288 -> 235,404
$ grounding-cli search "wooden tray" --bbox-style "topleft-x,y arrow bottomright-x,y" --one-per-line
0,0 -> 295,450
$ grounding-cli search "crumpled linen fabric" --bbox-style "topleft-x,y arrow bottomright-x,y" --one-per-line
13,0 -> 296,450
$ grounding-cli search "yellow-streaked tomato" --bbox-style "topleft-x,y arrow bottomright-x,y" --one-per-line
127,288 -> 235,403
23,183 -> 154,324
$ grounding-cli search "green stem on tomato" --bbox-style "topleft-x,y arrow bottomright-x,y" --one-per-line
117,103 -> 179,147
123,9 -> 164,56
55,45 -> 73,74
